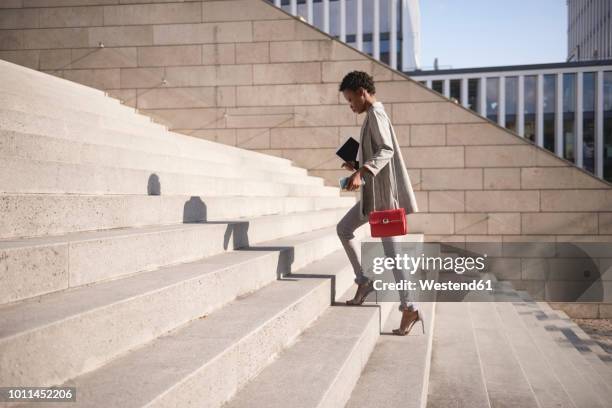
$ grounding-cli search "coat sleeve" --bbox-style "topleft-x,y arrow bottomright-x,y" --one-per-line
362,110 -> 394,177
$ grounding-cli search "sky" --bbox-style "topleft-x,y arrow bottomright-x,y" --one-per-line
419,0 -> 568,69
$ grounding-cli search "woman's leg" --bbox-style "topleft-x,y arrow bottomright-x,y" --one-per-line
381,236 -> 418,312
336,201 -> 369,285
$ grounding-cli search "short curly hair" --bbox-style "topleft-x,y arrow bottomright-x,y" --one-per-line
338,71 -> 376,95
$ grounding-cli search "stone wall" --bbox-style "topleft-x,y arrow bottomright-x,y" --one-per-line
1,0 -> 611,244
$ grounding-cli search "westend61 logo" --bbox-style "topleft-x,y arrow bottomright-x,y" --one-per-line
371,253 -> 488,275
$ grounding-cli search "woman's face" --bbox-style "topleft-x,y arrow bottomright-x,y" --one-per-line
342,88 -> 367,114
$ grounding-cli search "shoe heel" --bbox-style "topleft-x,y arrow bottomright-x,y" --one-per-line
419,312 -> 425,334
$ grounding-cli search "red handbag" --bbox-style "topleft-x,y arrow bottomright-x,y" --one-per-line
368,161 -> 408,237
369,207 -> 407,237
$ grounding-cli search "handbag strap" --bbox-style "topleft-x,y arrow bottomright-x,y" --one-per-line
371,155 -> 400,212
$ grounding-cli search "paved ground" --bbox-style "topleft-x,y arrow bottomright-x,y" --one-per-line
573,318 -> 612,354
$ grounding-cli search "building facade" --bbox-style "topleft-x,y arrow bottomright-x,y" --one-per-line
269,0 -> 421,71
407,60 -> 612,183
567,0 -> 612,61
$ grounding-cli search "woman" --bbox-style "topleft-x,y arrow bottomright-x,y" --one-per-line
336,70 -> 421,336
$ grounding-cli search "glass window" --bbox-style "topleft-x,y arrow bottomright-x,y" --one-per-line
563,73 -> 577,162
379,37 -> 390,52
583,72 -> 596,173
312,0 -> 324,28
297,1 -> 308,20
486,77 -> 499,123
543,75 -> 556,152
432,80 -> 443,94
450,79 -> 461,103
605,71 -> 612,182
505,76 -> 518,132
524,75 -> 537,142
379,39 -> 390,65
468,78 -> 479,112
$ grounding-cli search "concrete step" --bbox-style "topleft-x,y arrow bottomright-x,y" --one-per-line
519,299 -> 612,396
0,226 -> 368,389
0,65 -> 143,113
0,109 -> 300,173
2,63 -> 172,132
24,249 -> 362,408
0,79 -> 142,117
0,88 -> 155,126
0,207 -> 354,304
537,302 -> 612,368
1,57 -> 296,172
0,105 -> 193,144
0,93 -> 174,137
426,302 -> 490,408
469,302 -> 540,408
345,302 -> 436,408
0,130 -> 320,187
0,194 -> 355,239
222,284 -> 393,408
0,59 -> 108,99
494,302 -> 581,408
0,86 -> 296,173
0,156 -> 336,196
510,299 -> 609,407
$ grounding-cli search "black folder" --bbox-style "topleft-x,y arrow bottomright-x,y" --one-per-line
336,137 -> 360,168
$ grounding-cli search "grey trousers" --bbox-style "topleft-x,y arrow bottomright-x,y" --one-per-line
336,201 -> 417,312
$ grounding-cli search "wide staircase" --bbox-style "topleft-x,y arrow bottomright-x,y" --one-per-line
0,59 -> 611,408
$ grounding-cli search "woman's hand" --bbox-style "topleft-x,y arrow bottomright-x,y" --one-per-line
346,171 -> 362,191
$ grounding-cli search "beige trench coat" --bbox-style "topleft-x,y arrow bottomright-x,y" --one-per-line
358,101 -> 419,221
